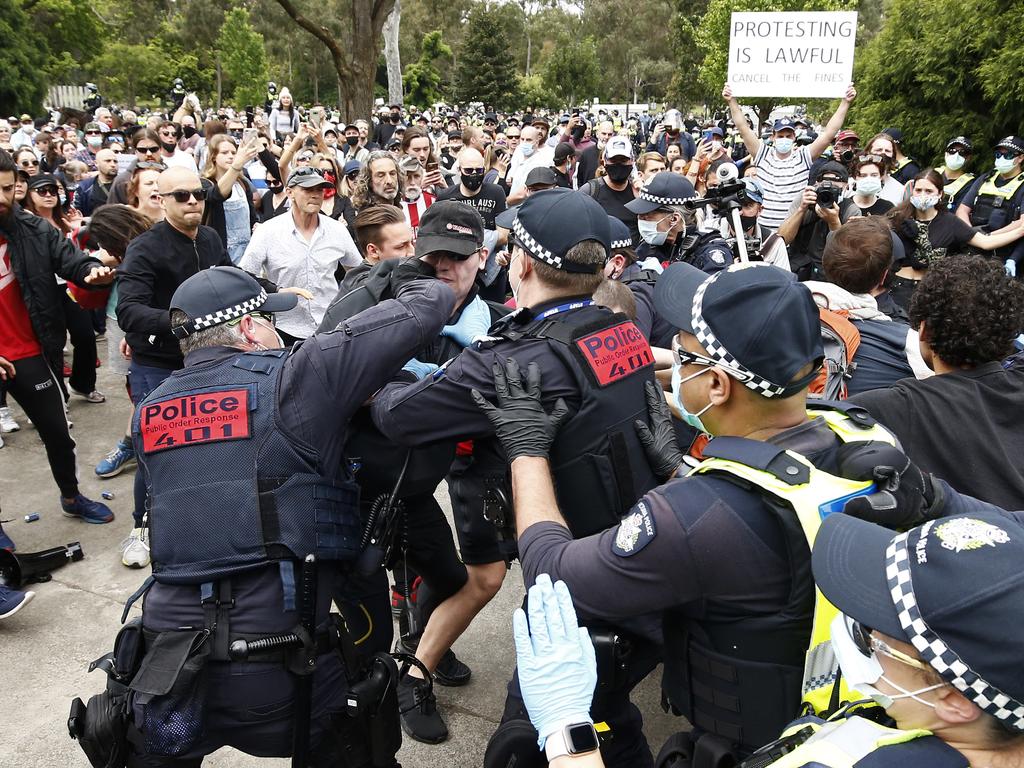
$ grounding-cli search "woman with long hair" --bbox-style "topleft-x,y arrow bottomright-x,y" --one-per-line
126,161 -> 166,223
201,133 -> 258,263
312,152 -> 355,226
14,147 -> 40,177
269,87 -> 299,144
23,175 -> 102,402
888,168 -> 1024,307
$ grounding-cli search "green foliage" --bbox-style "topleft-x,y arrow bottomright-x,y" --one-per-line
541,35 -> 601,107
403,30 -> 452,107
454,5 -> 520,109
92,42 -> 170,106
517,74 -> 558,111
217,7 -> 270,109
668,0 -> 713,109
28,0 -> 109,81
583,0 -> 675,104
694,0 -> 854,120
853,0 -> 1024,165
0,2 -> 50,115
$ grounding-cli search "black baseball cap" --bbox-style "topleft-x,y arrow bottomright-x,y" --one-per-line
27,173 -> 60,190
509,188 -> 610,273
813,511 -> 1024,732
813,161 -> 850,184
170,267 -> 297,339
654,262 -> 823,399
626,172 -> 696,215
447,130 -> 462,141
414,200 -> 485,258
553,142 -> 577,165
882,127 -> 903,145
524,166 -> 558,189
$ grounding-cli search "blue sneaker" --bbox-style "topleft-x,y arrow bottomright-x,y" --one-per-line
0,584 -> 34,619
0,524 -> 13,552
95,438 -> 136,478
61,494 -> 115,524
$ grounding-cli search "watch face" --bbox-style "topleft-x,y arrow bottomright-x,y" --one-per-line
567,723 -> 600,754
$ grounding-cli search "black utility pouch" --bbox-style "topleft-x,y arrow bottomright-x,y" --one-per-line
129,629 -> 211,756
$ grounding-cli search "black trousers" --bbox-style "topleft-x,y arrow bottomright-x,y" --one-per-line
3,355 -> 79,497
62,291 -> 98,395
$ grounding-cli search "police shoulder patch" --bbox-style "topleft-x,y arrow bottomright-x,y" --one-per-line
611,502 -> 657,557
709,248 -> 728,265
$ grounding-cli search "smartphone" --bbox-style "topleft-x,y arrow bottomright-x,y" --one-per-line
309,109 -> 322,131
425,161 -> 439,172
243,127 -> 258,145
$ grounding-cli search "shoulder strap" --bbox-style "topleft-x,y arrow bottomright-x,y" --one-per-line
700,436 -> 810,485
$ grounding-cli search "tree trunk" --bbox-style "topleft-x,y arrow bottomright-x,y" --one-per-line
216,58 -> 223,110
383,0 -> 403,106
526,31 -> 532,76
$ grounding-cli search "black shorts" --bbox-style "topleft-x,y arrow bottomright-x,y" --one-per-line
447,453 -> 506,566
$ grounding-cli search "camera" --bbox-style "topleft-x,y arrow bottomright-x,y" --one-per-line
816,183 -> 842,208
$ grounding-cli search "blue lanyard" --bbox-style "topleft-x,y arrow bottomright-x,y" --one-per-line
537,299 -> 594,320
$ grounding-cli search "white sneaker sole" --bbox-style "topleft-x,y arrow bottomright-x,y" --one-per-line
0,590 -> 35,619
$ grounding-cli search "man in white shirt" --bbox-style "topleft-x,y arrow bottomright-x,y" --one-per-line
239,167 -> 361,343
507,125 -> 555,204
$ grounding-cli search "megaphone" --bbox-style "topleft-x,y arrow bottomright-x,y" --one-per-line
0,542 -> 84,588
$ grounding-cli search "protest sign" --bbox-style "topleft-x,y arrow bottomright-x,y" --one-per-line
727,11 -> 858,99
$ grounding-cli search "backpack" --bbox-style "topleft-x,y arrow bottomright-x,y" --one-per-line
809,308 -> 861,400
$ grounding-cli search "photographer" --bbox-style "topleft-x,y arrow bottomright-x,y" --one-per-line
778,161 -> 860,280
701,177 -> 791,270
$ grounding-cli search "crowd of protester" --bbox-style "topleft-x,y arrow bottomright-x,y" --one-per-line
2,80 -> 1024,768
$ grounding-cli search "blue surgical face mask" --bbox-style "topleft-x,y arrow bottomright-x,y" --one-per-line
521,143 -> 535,158
774,137 -> 794,155
857,176 -> 882,196
638,214 -> 672,246
995,155 -> 1016,174
670,363 -> 714,434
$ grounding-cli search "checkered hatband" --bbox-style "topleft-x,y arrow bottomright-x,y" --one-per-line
638,184 -> 695,208
512,217 -> 562,269
171,290 -> 268,339
886,528 -> 1024,731
690,266 -> 787,398
611,236 -> 633,250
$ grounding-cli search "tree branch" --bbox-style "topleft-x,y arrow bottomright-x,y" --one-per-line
273,0 -> 353,81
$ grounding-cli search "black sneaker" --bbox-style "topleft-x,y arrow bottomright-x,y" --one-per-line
397,672 -> 448,744
395,640 -> 472,688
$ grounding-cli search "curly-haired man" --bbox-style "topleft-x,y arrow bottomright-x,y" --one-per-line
852,255 -> 1024,507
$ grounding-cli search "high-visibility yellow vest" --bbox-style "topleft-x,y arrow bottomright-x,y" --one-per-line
688,409 -> 896,716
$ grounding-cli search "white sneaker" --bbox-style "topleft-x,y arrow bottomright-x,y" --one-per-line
0,407 -> 19,433
0,433 -> 4,449
120,528 -> 151,569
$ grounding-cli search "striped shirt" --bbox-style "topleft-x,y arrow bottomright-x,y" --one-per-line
754,144 -> 813,231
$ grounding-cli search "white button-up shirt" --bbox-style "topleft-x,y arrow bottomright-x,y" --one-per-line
239,211 -> 361,339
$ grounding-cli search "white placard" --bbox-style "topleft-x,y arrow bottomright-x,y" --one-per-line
727,11 -> 858,99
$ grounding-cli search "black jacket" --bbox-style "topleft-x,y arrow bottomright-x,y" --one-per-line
115,221 -> 234,370
1,207 -> 102,367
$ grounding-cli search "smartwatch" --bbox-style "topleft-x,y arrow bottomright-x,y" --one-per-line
544,722 -> 600,761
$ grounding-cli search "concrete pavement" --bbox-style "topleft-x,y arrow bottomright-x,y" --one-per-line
0,357 -> 683,766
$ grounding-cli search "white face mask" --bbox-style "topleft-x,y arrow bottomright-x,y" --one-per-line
944,152 -> 966,171
251,316 -> 284,349
857,177 -> 882,197
711,140 -> 723,152
508,249 -> 524,305
830,615 -> 945,710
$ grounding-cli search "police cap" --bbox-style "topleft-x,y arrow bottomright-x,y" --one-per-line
814,511 -> 1024,733
170,267 -> 297,339
625,171 -> 697,215
654,262 -> 822,399
945,136 -> 973,152
995,136 -> 1024,156
509,188 -> 610,273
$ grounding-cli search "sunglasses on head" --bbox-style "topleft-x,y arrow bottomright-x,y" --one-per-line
160,187 -> 209,203
33,185 -> 59,197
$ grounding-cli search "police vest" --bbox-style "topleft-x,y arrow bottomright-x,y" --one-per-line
493,304 -> 660,538
132,349 -> 362,586
937,168 -> 975,209
743,714 -> 967,768
661,406 -> 896,753
891,157 -> 916,184
969,170 -> 1024,230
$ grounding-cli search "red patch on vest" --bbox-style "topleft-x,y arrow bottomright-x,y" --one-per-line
575,321 -> 654,387
140,389 -> 251,453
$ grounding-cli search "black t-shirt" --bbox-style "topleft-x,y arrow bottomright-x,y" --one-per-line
894,210 -> 977,270
852,197 -> 893,217
851,362 -> 1024,509
581,177 -> 639,242
436,182 -> 507,230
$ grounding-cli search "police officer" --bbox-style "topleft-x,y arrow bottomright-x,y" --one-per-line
266,81 -> 279,115
113,265 -> 454,766
369,188 -> 661,766
83,82 -> 102,116
630,171 -> 734,276
476,261 -> 920,767
937,136 -> 976,212
167,78 -> 186,112
742,500 -> 1024,766
957,135 -> 1024,273
882,128 -> 920,185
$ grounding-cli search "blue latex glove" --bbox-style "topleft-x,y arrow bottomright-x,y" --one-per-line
513,574 -> 597,749
440,296 -> 492,348
1006,259 -> 1017,278
402,358 -> 439,380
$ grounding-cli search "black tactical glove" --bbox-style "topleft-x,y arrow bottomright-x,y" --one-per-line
634,380 -> 685,481
388,256 -> 437,294
836,443 -> 945,529
471,358 -> 569,462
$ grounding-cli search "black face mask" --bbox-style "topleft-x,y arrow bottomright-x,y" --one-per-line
461,173 -> 484,191
160,140 -> 177,153
182,126 -> 197,139
605,163 -> 632,184
571,125 -> 586,142
740,214 -> 758,232
390,113 -> 401,123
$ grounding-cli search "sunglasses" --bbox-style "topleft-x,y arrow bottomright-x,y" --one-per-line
160,187 -> 208,203
20,159 -> 39,167
33,186 -> 59,197
847,620 -> 931,673
995,150 -> 1021,159
946,148 -> 969,156
137,145 -> 160,155
506,134 -> 521,139
432,247 -> 483,262
160,131 -> 179,139
345,172 -> 359,181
